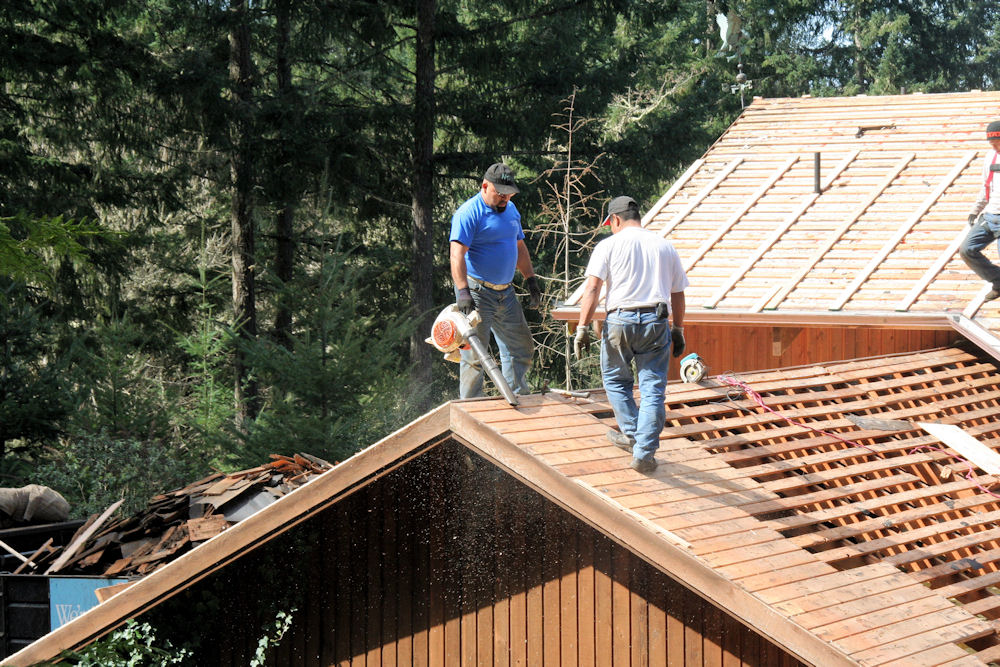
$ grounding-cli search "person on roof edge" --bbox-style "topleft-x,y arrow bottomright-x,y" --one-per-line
960,120 -> 1000,301
572,196 -> 689,474
450,163 -> 542,398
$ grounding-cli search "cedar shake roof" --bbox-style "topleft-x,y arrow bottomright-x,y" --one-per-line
10,345 -> 1000,666
553,91 -> 1000,353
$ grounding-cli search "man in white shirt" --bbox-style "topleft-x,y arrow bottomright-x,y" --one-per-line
573,196 -> 689,473
960,120 -> 1000,301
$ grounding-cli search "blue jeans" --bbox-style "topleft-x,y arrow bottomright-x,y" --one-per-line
960,213 -> 1000,286
601,310 -> 671,462
455,278 -> 534,399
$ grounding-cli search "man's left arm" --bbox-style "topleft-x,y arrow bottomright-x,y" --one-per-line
516,239 -> 536,280
670,291 -> 686,357
516,239 -> 541,308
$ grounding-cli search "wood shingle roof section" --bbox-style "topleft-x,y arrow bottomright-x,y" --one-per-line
554,90 -> 1000,343
465,345 -> 1000,666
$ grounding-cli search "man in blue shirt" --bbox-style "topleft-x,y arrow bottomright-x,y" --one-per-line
450,163 -> 541,398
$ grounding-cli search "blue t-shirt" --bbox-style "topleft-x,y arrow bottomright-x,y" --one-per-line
450,193 -> 524,284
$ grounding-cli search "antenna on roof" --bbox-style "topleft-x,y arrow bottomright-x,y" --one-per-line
731,62 -> 753,109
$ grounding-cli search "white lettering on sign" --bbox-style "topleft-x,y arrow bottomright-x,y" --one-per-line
55,604 -> 84,626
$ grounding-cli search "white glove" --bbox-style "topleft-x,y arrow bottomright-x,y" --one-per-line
573,325 -> 592,359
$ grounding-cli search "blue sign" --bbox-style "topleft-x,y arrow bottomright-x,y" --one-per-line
49,577 -> 131,629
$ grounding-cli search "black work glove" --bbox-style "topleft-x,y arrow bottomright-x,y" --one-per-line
573,325 -> 592,359
525,275 -> 542,310
969,213 -> 980,226
670,326 -> 685,358
456,287 -> 474,315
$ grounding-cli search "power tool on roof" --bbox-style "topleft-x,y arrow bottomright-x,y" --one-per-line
679,353 -> 708,383
425,304 -> 519,406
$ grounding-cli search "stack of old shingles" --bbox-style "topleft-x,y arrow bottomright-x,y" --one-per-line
22,454 -> 332,579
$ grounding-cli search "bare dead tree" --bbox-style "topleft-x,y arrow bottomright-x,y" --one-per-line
527,90 -> 605,390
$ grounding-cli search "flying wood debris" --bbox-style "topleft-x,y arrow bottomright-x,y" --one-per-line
32,453 -> 333,578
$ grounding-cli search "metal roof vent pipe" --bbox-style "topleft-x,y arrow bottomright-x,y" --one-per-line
814,152 -> 822,193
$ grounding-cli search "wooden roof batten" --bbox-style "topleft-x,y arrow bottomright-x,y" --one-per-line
828,150 -> 977,312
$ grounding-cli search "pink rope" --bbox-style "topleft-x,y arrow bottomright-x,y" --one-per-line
716,373 -> 880,455
907,444 -> 1000,501
716,373 -> 1000,499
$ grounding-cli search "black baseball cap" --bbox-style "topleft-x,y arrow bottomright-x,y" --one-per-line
483,163 -> 519,195
602,195 -> 639,225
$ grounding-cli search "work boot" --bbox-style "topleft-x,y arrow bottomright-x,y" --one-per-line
606,429 -> 635,453
630,457 -> 658,474
987,285 -> 1000,301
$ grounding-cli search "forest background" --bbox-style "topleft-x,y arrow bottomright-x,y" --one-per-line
3,0 -> 999,517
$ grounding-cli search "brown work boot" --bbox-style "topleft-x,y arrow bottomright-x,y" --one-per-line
629,457 -> 658,474
987,285 -> 1000,301
606,429 -> 635,452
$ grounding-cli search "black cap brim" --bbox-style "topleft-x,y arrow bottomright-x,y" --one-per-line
489,182 -> 519,195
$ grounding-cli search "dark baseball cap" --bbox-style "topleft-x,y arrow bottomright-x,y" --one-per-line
602,195 -> 639,225
483,163 -> 520,195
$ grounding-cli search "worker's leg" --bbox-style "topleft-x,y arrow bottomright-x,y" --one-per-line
490,286 -> 534,394
959,215 -> 1000,289
457,280 -> 498,399
631,314 -> 671,463
601,311 -> 638,439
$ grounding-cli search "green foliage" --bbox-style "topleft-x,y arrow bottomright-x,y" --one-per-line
37,620 -> 191,666
250,609 -> 296,667
32,431 -> 202,517
231,244 -> 418,467
0,280 -> 73,461
0,215 -> 107,287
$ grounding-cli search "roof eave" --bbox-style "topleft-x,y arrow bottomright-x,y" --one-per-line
551,306 -> 953,330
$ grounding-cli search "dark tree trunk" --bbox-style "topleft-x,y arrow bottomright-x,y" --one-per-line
229,0 -> 260,427
273,0 -> 295,351
410,0 -> 436,399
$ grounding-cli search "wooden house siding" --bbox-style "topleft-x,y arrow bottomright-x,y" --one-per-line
155,442 -> 807,666
678,324 -> 958,379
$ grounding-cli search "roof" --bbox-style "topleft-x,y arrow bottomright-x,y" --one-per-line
553,91 -> 1000,351
9,345 -> 1000,666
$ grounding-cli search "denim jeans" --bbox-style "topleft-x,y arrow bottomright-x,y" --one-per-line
601,310 -> 671,462
455,278 -> 534,399
960,213 -> 1000,286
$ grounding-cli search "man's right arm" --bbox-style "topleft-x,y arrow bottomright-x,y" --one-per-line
450,241 -> 470,289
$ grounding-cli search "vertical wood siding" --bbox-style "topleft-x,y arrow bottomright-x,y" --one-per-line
153,443 -> 809,667
675,324 -> 957,380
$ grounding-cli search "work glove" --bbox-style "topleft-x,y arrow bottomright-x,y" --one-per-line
525,275 -> 542,310
456,287 -> 474,315
969,213 -> 980,226
670,326 -> 686,358
573,325 -> 592,359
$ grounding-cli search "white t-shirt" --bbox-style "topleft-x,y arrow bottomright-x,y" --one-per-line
584,226 -> 689,312
971,149 -> 1000,217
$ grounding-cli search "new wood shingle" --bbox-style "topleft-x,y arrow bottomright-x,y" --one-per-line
554,91 -> 1000,349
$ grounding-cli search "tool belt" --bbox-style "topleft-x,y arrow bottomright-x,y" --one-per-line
476,279 -> 511,291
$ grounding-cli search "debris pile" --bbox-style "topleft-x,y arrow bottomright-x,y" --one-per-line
17,454 -> 333,578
